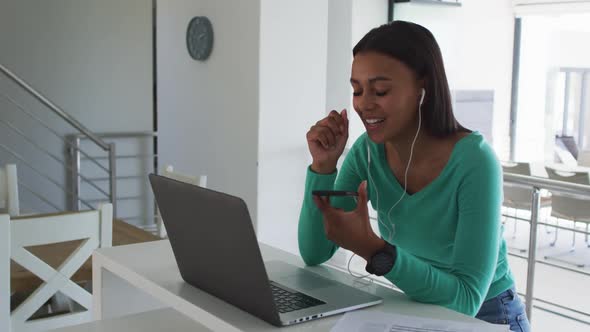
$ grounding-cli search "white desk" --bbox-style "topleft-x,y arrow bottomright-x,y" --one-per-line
50,308 -> 211,331
91,240 -> 493,331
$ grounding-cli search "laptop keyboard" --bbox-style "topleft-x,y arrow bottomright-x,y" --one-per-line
269,281 -> 325,313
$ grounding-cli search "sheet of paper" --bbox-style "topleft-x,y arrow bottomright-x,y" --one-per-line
331,311 -> 510,332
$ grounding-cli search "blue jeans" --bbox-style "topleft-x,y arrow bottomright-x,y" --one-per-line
475,286 -> 531,332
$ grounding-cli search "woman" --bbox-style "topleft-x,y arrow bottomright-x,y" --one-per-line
298,21 -> 530,332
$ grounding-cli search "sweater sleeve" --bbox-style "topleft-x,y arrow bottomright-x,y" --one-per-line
298,145 -> 365,266
384,145 -> 503,316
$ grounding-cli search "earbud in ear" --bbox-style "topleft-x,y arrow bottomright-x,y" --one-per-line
419,88 -> 426,106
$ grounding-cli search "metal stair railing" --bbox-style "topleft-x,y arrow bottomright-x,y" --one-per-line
0,63 -> 117,216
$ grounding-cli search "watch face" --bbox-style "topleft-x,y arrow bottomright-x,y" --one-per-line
186,16 -> 214,61
371,252 -> 394,276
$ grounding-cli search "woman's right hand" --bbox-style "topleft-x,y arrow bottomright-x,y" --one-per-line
306,109 -> 349,174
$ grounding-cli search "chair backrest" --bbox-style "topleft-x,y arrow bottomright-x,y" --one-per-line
156,165 -> 207,238
550,195 -> 590,222
544,167 -> 590,222
0,164 -> 19,217
501,162 -> 533,209
501,161 -> 531,176
161,165 -> 207,188
544,167 -> 590,185
1,204 -> 113,332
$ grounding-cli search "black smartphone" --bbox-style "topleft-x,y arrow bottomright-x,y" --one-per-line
312,190 -> 359,197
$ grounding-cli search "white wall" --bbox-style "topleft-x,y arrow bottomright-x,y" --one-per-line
553,31 -> 590,67
394,1 -> 515,159
257,0 -> 330,253
0,0 -> 153,133
326,0 -> 353,114
0,0 -> 153,215
157,0 -> 261,226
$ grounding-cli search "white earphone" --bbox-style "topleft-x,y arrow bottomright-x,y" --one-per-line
348,88 -> 425,280
419,88 -> 426,107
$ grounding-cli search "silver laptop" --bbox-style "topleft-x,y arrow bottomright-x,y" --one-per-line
148,174 -> 382,327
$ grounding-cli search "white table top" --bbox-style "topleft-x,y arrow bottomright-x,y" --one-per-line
92,240 -> 492,331
503,161 -> 590,178
50,308 -> 212,332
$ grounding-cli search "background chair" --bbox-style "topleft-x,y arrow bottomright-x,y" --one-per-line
0,164 -> 19,216
156,165 -> 207,238
501,162 -> 551,252
544,167 -> 590,268
1,204 -> 113,332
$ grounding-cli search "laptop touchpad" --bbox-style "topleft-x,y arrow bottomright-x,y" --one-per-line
279,272 -> 334,291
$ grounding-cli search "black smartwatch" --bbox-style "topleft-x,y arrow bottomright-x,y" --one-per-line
365,242 -> 397,276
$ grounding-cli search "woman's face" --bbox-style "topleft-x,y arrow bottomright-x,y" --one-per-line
351,51 -> 423,144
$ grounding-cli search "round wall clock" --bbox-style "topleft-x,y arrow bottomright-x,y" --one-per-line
186,16 -> 214,61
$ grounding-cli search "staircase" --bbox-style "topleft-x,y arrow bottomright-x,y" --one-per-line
0,63 -> 158,230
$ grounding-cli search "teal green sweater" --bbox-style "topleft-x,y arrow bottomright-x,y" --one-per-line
298,132 -> 514,316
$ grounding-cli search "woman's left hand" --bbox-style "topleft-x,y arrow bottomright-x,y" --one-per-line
313,181 -> 386,261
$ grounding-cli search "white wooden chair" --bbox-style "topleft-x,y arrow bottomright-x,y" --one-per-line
0,164 -> 20,216
156,165 -> 207,238
1,203 -> 113,332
